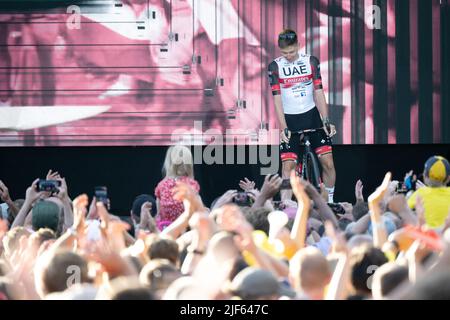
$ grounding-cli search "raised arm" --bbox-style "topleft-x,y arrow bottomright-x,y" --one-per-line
252,174 -> 282,209
0,180 -> 19,218
161,181 -> 207,240
11,179 -> 50,229
368,172 -> 391,248
217,204 -> 278,275
56,177 -> 74,232
290,171 -> 311,250
325,221 -> 351,300
181,212 -> 216,275
387,195 -> 419,227
303,181 -> 339,228
268,61 -> 290,144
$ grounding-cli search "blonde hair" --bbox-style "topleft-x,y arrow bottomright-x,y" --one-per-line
162,145 -> 194,178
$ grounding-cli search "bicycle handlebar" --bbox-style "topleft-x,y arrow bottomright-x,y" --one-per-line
285,128 -> 325,135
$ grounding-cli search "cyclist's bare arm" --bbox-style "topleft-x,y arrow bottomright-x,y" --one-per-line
310,56 -> 329,121
314,89 -> 329,121
268,61 -> 289,143
311,55 -> 336,137
274,95 -> 290,144
273,95 -> 288,131
315,89 -> 337,137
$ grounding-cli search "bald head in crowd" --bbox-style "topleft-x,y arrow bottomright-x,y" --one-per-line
289,247 -> 331,300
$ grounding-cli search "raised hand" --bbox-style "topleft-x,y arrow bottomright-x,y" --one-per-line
325,220 -> 348,254
386,194 -> 418,227
239,178 -> 256,192
56,177 -> 69,201
290,171 -> 311,210
368,172 -> 392,211
87,239 -> 136,279
140,201 -> 152,228
216,204 -> 246,232
355,179 -> 364,203
295,177 -> 321,201
139,201 -> 158,233
172,181 -> 205,215
368,172 -> 391,248
246,189 -> 260,202
214,204 -> 254,251
387,181 -> 399,197
87,196 -> 99,220
211,190 -> 238,210
404,170 -> 414,183
96,201 -> 130,252
72,194 -> 89,235
340,202 -> 353,214
25,178 -> 51,204
97,201 -> 111,234
0,180 -> 12,202
46,169 -> 61,180
387,194 -> 409,214
260,174 -> 283,200
290,171 -> 311,249
416,180 -> 426,190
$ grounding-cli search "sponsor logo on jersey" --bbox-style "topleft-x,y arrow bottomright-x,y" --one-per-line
279,74 -> 313,84
282,65 -> 308,77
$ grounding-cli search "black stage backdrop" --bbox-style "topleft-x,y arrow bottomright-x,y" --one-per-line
1,144 -> 449,214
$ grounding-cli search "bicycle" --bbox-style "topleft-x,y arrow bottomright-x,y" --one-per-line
282,127 -> 324,191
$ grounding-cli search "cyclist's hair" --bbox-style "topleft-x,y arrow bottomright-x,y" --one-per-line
278,29 -> 298,48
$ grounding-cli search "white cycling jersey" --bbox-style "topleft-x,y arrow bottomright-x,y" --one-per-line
268,53 -> 323,115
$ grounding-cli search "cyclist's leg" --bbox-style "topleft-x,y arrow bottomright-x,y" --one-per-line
281,113 -> 304,201
313,132 -> 336,203
281,161 -> 296,201
280,142 -> 297,201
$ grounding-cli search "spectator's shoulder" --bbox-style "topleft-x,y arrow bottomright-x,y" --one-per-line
155,177 -> 170,191
407,189 -> 420,207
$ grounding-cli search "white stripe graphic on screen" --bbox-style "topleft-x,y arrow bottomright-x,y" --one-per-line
0,106 -> 110,131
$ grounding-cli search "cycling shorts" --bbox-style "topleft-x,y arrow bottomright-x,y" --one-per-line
280,107 -> 333,163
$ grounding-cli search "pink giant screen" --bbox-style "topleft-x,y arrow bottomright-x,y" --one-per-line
0,0 -> 446,146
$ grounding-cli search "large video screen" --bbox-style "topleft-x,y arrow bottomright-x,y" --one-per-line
0,0 -> 446,146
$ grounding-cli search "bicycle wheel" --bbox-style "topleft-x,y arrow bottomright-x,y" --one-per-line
305,152 -> 322,190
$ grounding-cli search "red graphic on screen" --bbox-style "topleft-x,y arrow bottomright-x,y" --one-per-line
0,0 -> 444,146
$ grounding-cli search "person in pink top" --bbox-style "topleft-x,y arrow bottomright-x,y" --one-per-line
155,145 -> 200,230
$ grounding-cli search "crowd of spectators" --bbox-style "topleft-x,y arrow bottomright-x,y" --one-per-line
0,146 -> 449,300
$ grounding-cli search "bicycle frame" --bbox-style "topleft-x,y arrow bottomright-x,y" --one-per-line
291,128 -> 324,190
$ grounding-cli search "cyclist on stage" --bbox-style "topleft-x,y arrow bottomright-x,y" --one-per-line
268,29 -> 337,203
